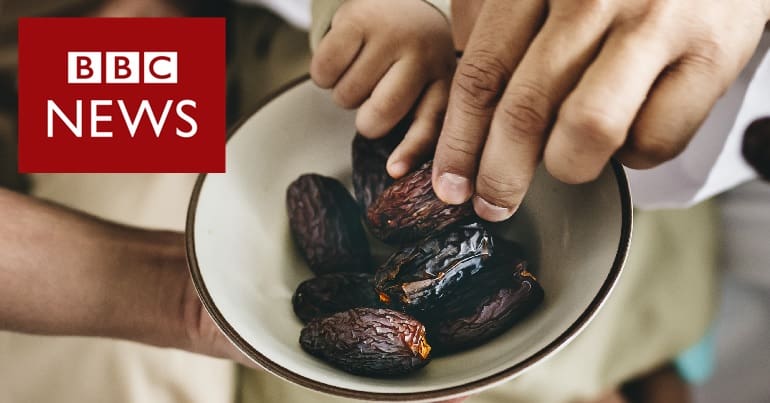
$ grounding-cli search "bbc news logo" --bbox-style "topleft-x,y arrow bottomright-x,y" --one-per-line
18,18 -> 225,173
49,51 -> 196,139
67,52 -> 178,84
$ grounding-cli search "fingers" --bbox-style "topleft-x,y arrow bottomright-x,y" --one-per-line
473,3 -> 612,221
433,0 -> 546,205
310,22 -> 364,89
311,22 -> 397,111
331,44 -> 396,109
387,80 -> 449,178
356,59 -> 427,138
545,24 -> 676,184
618,56 -> 730,168
451,0 -> 485,51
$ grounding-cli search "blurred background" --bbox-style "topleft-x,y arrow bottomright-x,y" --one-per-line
0,1 -> 768,402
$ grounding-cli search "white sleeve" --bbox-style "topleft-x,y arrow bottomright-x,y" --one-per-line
232,0 -> 312,30
628,30 -> 770,209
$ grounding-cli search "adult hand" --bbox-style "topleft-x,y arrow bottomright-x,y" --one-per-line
433,0 -> 770,221
0,189 -> 254,368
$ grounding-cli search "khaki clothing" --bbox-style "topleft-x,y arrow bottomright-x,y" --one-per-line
0,3 -> 717,403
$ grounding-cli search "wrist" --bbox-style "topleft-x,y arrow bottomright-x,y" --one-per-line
114,230 -> 191,349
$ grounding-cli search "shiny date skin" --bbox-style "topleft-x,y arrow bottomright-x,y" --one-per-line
433,257 -> 528,320
299,308 -> 431,376
374,223 -> 497,312
286,174 -> 371,275
427,264 -> 545,353
292,273 -> 383,323
366,161 -> 475,244
351,119 -> 408,209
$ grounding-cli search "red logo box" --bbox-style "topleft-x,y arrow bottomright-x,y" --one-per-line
17,18 -> 225,173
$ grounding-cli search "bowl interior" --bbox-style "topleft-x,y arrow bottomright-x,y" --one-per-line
188,78 -> 630,399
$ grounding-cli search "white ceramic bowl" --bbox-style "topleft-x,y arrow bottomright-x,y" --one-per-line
186,77 -> 632,402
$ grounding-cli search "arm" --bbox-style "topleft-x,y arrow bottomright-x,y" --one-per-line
0,188 -> 251,366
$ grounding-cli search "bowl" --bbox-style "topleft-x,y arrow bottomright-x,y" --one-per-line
186,76 -> 632,401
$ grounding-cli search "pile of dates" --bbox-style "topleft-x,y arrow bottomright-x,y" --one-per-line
286,126 -> 545,378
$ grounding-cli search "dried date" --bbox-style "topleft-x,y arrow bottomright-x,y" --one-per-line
427,265 -> 544,353
366,161 -> 475,244
299,308 -> 431,376
292,272 -> 383,323
286,174 -> 370,275
351,120 -> 408,209
374,223 -> 498,312
433,257 -> 528,320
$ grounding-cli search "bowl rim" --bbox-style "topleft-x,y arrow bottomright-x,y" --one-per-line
185,75 -> 633,401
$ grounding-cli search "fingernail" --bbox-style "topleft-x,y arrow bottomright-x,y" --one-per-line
436,173 -> 472,204
388,160 -> 409,178
473,196 -> 514,222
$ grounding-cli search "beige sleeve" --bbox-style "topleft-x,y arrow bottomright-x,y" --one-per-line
309,0 -> 451,51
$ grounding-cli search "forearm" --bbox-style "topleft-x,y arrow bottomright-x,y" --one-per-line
0,188 -> 187,348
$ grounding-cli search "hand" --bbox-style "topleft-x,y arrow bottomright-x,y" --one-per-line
311,0 -> 456,177
431,0 -> 770,221
167,244 -> 256,368
0,189 -> 254,368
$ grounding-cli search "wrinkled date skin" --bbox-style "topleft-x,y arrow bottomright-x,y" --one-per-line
374,223 -> 497,312
286,174 -> 371,275
351,119 -> 408,209
299,308 -> 431,376
427,265 -> 545,353
366,161 -> 475,244
292,273 -> 384,323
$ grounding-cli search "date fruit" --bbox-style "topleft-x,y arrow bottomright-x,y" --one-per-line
292,272 -> 383,323
286,174 -> 370,275
351,119 -> 408,209
427,264 -> 545,353
366,161 -> 474,244
433,257 -> 528,320
374,223 -> 497,312
299,308 -> 431,376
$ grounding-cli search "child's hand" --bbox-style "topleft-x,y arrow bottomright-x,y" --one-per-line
311,0 -> 455,178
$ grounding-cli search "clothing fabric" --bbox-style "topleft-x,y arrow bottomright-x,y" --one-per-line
694,180 -> 770,403
0,2 -> 756,403
628,30 -> 770,209
232,0 -> 311,29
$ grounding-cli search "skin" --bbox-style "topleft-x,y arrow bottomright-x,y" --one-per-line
0,188 -> 469,401
0,188 -> 253,368
431,0 -> 770,221
310,0 -> 456,178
